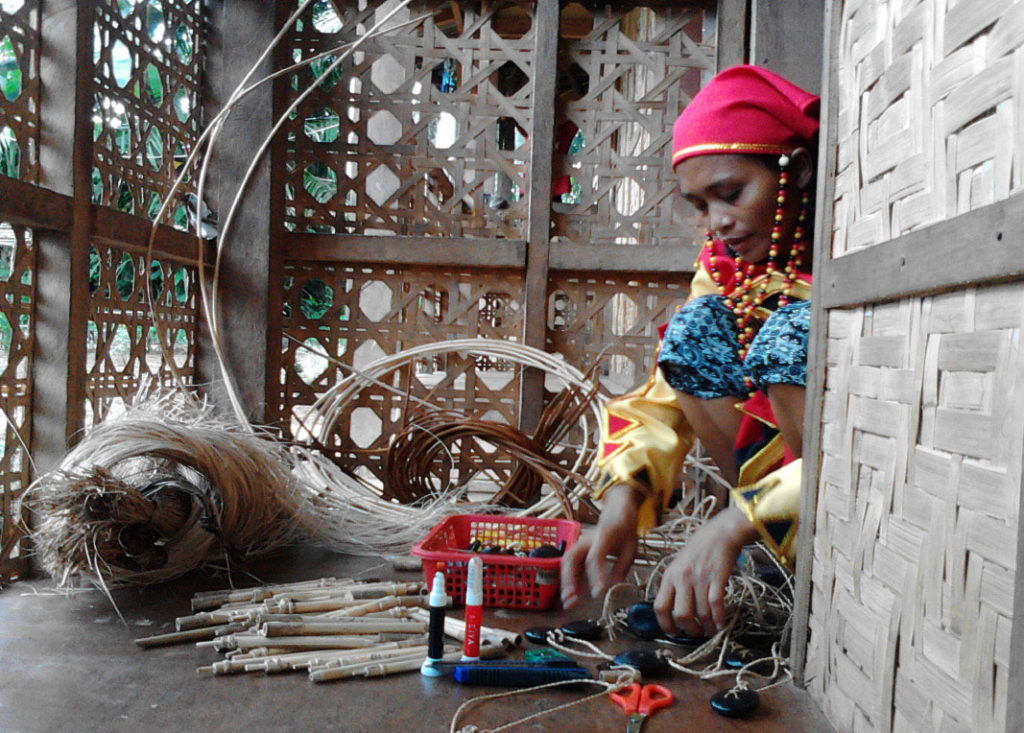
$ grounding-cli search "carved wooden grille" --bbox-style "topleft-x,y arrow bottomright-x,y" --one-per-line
0,0 -> 40,182
277,261 -> 526,489
546,271 -> 687,394
85,243 -> 198,425
551,4 -> 713,247
0,221 -> 33,583
91,0 -> 204,225
281,0 -> 538,239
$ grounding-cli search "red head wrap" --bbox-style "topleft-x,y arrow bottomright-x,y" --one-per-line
672,65 -> 820,169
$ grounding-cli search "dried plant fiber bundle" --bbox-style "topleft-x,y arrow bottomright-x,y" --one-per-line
25,394 -> 306,588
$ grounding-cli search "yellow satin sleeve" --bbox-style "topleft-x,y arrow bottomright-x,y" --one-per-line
730,458 -> 802,569
593,362 -> 695,533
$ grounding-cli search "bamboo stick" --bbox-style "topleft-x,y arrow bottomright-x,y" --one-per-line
197,638 -> 428,676
260,619 -> 427,636
199,633 -> 414,652
135,625 -> 231,648
323,595 -> 422,617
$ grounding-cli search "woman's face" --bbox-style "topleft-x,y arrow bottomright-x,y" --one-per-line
676,153 -> 800,264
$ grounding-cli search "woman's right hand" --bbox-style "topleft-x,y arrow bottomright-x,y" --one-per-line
560,484 -> 641,608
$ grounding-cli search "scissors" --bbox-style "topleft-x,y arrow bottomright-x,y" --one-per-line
610,682 -> 674,732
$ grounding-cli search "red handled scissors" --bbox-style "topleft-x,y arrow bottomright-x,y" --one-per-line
610,682 -> 674,732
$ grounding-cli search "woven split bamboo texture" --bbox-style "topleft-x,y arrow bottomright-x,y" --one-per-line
832,0 -> 1024,255
280,1 -> 711,244
808,288 -> 1023,732
809,1 -> 1024,729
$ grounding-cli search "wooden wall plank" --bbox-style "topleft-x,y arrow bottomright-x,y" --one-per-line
29,0 -> 92,477
792,0 -> 840,686
203,0 -> 276,422
284,234 -> 527,269
716,0 -> 748,71
518,0 -> 559,433
750,0 -> 825,94
820,194 -> 1024,309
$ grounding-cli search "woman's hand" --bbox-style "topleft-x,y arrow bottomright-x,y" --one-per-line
653,503 -> 758,637
560,484 -> 641,608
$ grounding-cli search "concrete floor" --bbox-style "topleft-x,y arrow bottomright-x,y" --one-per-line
0,545 -> 835,733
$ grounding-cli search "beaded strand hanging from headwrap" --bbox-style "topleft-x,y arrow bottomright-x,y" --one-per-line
704,154 -> 809,364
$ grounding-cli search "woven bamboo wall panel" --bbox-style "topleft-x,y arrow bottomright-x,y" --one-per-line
85,243 -> 197,426
551,4 -> 712,248
0,0 -> 40,182
276,261 -> 528,490
807,284 -> 1024,732
0,221 -> 34,584
91,0 -> 204,225
281,0 -> 538,239
545,271 -> 688,394
831,0 -> 1024,256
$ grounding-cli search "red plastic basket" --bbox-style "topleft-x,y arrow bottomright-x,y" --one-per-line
411,514 -> 582,610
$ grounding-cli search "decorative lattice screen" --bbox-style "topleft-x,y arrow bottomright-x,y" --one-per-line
91,0 -> 204,226
85,244 -> 198,424
274,0 -> 710,497
0,0 -> 40,581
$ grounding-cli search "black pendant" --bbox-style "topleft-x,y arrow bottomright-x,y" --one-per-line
612,648 -> 667,677
528,544 -> 562,558
624,602 -> 662,640
710,687 -> 759,718
524,627 -> 553,645
560,619 -> 603,641
723,642 -> 775,675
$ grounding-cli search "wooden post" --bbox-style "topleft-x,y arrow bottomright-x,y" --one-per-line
201,0 -> 276,422
750,0 -> 824,94
31,0 -> 93,472
790,0 -> 840,686
518,0 -> 559,434
716,0 -> 748,71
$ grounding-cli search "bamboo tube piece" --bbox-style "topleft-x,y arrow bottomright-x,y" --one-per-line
260,620 -> 427,636
324,595 -> 421,617
309,642 -> 502,683
197,639 -> 428,676
135,625 -> 234,647
257,644 -> 431,674
199,633 -> 402,652
191,577 -> 350,610
409,608 -> 523,648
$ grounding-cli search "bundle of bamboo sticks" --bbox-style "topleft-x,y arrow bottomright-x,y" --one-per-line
134,576 -> 518,682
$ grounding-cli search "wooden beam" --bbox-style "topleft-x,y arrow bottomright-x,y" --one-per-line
283,234 -> 527,269
549,242 -> 699,273
0,176 -> 72,232
715,0 -> 748,71
820,196 -> 1024,309
791,0 -> 840,687
750,0 -> 824,94
202,0 -> 276,422
518,0 -> 559,434
91,207 -> 214,264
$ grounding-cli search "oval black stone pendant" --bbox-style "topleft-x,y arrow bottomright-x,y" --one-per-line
560,619 -> 603,641
710,687 -> 760,718
624,602 -> 662,640
612,648 -> 667,676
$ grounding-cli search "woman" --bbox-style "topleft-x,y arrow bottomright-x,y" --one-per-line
560,65 -> 818,640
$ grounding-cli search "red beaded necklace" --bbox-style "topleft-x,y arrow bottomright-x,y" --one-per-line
704,154 -> 809,362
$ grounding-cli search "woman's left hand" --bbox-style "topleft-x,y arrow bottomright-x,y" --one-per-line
653,504 -> 759,638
